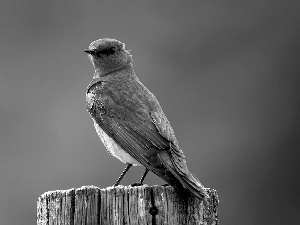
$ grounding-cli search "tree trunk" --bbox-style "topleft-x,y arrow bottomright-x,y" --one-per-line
37,185 -> 218,225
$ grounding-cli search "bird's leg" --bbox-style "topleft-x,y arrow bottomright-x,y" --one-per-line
139,168 -> 149,184
131,168 -> 149,187
114,163 -> 132,186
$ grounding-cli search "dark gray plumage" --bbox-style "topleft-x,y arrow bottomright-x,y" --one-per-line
85,38 -> 208,200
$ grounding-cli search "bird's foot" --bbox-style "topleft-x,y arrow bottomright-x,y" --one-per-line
130,182 -> 144,187
113,180 -> 122,187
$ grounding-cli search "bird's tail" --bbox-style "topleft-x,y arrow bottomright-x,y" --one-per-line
158,150 -> 209,200
180,171 -> 209,200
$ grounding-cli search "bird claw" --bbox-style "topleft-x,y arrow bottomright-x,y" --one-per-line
130,182 -> 143,187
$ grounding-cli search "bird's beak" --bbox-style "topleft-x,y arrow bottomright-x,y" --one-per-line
84,49 -> 95,55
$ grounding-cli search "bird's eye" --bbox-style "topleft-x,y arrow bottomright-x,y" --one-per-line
95,47 -> 116,56
106,46 -> 116,55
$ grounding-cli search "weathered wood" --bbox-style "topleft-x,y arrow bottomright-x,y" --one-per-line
37,185 -> 218,225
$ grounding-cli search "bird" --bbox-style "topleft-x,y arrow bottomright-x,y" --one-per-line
84,38 -> 209,200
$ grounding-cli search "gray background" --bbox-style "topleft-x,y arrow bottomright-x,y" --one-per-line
0,1 -> 299,224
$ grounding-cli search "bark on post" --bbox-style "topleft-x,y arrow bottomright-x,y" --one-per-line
37,185 -> 219,225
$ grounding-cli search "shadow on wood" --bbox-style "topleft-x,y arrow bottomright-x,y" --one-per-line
37,185 -> 218,225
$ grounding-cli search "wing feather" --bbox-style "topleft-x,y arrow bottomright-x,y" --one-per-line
89,80 -> 189,176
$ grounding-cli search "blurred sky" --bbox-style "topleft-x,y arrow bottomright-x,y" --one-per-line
0,0 -> 300,224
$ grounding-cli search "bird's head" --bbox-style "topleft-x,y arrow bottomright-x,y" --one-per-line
84,38 -> 133,77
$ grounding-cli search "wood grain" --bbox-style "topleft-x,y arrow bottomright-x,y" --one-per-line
37,185 -> 218,225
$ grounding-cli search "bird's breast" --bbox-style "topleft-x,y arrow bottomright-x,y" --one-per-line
86,92 -> 95,110
93,119 -> 142,166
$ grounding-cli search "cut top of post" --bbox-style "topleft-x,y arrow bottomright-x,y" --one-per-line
37,185 -> 219,225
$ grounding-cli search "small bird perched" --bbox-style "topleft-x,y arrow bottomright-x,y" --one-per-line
84,38 -> 208,200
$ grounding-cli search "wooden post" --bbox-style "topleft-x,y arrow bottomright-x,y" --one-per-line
37,185 -> 218,225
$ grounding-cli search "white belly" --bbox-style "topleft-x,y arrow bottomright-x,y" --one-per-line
93,119 -> 141,166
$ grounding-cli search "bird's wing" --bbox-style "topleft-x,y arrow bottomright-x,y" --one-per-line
98,112 -> 189,176
96,114 -> 166,168
150,111 -> 189,176
88,83 -> 189,176
88,80 -> 208,199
